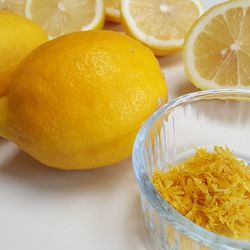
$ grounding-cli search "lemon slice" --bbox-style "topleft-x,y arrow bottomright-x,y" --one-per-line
121,0 -> 203,56
25,0 -> 105,38
0,0 -> 26,14
105,0 -> 120,23
184,0 -> 250,90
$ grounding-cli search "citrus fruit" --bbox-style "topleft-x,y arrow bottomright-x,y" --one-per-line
0,31 -> 167,170
105,0 -> 120,23
184,0 -> 250,90
25,0 -> 105,38
121,0 -> 203,56
0,11 -> 47,97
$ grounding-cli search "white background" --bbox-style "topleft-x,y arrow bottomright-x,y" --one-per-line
0,1 -> 226,250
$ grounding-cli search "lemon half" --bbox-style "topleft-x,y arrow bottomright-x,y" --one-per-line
25,0 -> 105,38
184,0 -> 250,89
121,0 -> 203,55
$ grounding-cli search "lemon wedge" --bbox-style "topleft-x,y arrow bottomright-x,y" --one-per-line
121,0 -> 203,55
25,0 -> 105,38
184,0 -> 250,90
105,0 -> 120,23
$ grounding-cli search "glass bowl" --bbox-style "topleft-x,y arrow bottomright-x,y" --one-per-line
132,89 -> 250,250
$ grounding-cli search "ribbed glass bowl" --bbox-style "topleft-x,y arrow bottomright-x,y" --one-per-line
132,89 -> 250,250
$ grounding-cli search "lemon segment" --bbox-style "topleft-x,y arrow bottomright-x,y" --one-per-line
25,0 -> 105,38
105,0 -> 120,23
184,0 -> 250,90
121,0 -> 203,55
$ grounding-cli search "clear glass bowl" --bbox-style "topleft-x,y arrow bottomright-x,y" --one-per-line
132,89 -> 250,250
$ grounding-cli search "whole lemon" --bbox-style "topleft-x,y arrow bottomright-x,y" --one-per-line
0,11 -> 48,97
0,31 -> 167,170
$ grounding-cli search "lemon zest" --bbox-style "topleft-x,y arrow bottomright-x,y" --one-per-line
152,146 -> 250,240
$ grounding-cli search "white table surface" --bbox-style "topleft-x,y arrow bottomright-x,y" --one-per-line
0,1 -> 226,250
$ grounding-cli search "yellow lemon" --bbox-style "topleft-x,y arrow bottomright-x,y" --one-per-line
121,0 -> 203,56
0,31 -> 167,170
105,0 -> 121,23
0,11 -> 48,97
184,0 -> 250,89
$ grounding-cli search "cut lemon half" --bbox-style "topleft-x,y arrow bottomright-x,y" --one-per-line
184,0 -> 250,90
0,0 -> 26,14
121,0 -> 203,56
25,0 -> 105,38
105,0 -> 120,23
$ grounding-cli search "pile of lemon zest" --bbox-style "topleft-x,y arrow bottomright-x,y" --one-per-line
152,146 -> 250,240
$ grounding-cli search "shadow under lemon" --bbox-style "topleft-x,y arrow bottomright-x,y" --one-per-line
0,139 -> 153,249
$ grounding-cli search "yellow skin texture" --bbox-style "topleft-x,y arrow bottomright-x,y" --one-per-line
0,11 -> 48,97
0,31 -> 167,170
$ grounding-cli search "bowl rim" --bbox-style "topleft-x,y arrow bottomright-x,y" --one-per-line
132,88 -> 250,249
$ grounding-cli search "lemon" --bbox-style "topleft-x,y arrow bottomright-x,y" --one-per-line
0,31 -> 167,170
0,11 -> 48,97
121,0 -> 203,56
105,0 -> 120,23
25,0 -> 105,38
184,0 -> 250,90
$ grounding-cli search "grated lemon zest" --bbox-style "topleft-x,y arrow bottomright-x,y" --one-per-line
152,146 -> 250,240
